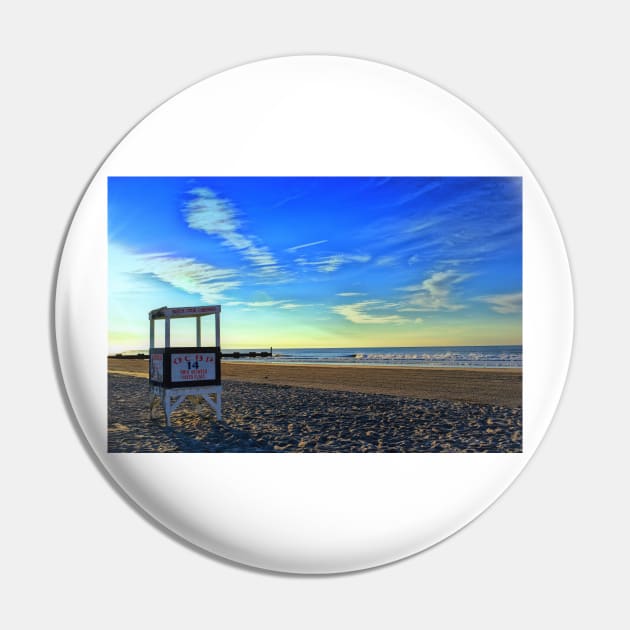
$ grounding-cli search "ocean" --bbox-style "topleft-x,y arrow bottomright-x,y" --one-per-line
221,345 -> 522,368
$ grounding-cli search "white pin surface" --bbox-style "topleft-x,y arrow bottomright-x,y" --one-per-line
55,56 -> 572,574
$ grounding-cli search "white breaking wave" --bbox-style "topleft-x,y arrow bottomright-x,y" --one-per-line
355,351 -> 520,363
222,346 -> 522,368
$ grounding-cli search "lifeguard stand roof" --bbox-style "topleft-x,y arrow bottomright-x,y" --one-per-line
149,305 -> 221,320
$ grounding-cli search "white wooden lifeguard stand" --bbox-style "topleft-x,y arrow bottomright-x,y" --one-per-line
148,305 -> 222,426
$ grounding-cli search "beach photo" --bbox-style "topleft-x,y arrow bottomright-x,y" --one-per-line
108,176 -> 522,452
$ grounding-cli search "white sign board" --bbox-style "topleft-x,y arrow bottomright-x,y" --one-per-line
170,352 -> 216,382
150,353 -> 163,382
169,306 -> 219,316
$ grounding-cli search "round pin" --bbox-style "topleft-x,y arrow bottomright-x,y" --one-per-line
55,55 -> 573,574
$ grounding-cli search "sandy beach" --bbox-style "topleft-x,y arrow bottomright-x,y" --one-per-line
108,358 -> 522,453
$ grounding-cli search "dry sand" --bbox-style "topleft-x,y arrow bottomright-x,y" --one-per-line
108,358 -> 522,453
108,358 -> 522,407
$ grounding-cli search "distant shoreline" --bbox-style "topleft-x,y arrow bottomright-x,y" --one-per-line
223,360 -> 522,372
109,344 -> 522,369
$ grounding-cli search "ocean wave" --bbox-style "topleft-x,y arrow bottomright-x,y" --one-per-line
224,347 -> 522,367
353,352 -> 521,362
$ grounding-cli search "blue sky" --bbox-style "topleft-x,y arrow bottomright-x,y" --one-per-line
109,177 -> 522,351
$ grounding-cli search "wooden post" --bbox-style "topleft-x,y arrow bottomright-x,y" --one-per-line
196,315 -> 201,347
215,311 -> 221,348
149,319 -> 155,351
165,316 -> 170,348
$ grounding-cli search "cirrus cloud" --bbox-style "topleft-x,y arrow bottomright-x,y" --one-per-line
183,188 -> 281,276
110,244 -> 241,304
398,269 -> 471,311
332,300 -> 422,325
478,292 -> 522,314
296,253 -> 371,273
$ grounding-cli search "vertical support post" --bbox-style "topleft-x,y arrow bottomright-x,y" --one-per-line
165,316 -> 170,348
196,315 -> 201,348
215,312 -> 221,348
149,319 -> 155,351
164,392 -> 171,427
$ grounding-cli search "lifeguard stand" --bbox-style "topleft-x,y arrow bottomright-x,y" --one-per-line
148,305 -> 222,426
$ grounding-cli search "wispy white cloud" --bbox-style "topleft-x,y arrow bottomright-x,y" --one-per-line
225,299 -> 289,308
375,255 -> 397,267
296,253 -> 371,273
109,245 -> 157,297
398,269 -> 471,311
279,303 -> 310,310
441,257 -> 484,266
135,253 -> 240,303
384,180 -> 443,209
361,179 -> 521,266
336,292 -> 365,297
182,188 -> 280,275
331,300 -> 423,325
286,239 -> 328,253
110,244 -> 241,304
225,299 -> 312,310
478,292 -> 522,314
270,191 -> 310,209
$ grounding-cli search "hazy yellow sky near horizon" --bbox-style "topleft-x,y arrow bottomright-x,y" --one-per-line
109,305 -> 521,353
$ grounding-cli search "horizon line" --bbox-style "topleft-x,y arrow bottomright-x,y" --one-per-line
109,342 -> 523,354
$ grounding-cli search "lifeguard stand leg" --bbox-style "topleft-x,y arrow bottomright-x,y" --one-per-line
163,391 -> 187,426
149,390 -> 160,420
201,389 -> 222,422
151,387 -> 222,426
163,392 -> 172,426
